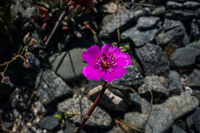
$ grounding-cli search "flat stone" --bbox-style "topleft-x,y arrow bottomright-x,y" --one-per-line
136,16 -> 160,30
163,95 -> 199,119
151,6 -> 166,16
172,125 -> 187,133
136,43 -> 170,76
145,105 -> 174,133
166,10 -> 194,22
138,75 -> 169,97
57,98 -> 112,128
121,27 -> 158,47
167,1 -> 183,9
48,47 -> 88,82
35,69 -> 73,106
124,112 -> 148,128
168,70 -> 182,94
183,1 -> 200,9
88,85 -> 129,112
185,69 -> 200,87
170,47 -> 200,67
111,65 -> 143,90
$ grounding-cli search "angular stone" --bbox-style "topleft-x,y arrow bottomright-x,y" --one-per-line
191,19 -> 200,41
57,98 -> 112,128
138,76 -> 169,97
151,6 -> 166,16
136,43 -> 170,76
163,95 -> 199,119
167,1 -> 183,9
88,85 -> 129,112
111,65 -> 143,90
130,92 -> 142,106
166,10 -> 194,22
35,69 -> 73,106
172,125 -> 187,133
170,47 -> 200,67
121,27 -> 158,47
168,70 -> 182,94
185,69 -> 200,87
145,105 -> 174,133
136,16 -> 160,30
64,120 -> 86,133
48,47 -> 88,82
100,8 -> 151,39
183,1 -> 200,9
124,112 -> 148,128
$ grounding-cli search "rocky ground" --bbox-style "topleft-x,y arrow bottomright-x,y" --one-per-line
0,0 -> 200,133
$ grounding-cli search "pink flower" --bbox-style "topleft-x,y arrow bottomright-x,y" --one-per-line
82,44 -> 132,82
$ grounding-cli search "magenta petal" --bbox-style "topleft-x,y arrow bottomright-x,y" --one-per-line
82,45 -> 101,65
82,65 -> 103,81
115,53 -> 132,67
101,44 -> 121,55
103,68 -> 127,82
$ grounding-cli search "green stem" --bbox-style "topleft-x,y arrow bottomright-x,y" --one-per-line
75,82 -> 108,133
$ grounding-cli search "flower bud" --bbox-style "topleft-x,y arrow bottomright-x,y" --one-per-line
28,44 -> 35,51
30,38 -> 37,45
23,32 -> 31,44
23,60 -> 31,68
25,52 -> 32,59
1,76 -> 14,88
28,57 -> 35,66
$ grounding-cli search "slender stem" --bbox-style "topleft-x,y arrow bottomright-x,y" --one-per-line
75,82 -> 108,133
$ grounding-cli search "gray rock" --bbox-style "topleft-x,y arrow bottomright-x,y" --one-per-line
88,85 -> 129,112
111,65 -> 143,90
35,69 -> 73,106
124,112 -> 148,128
191,19 -> 200,41
170,47 -> 200,67
108,126 -> 126,133
167,1 -> 183,9
183,1 -> 200,9
100,8 -> 150,40
192,107 -> 200,133
156,26 -> 185,47
163,18 -> 183,30
151,6 -> 166,16
185,69 -> 200,87
121,27 -> 158,47
39,112 -> 62,131
136,43 -> 170,76
141,98 -> 151,114
145,105 -> 174,133
163,95 -> 199,119
172,125 -> 187,133
64,120 -> 85,133
138,76 -> 169,97
130,92 -> 142,106
57,98 -> 112,128
168,70 -> 182,94
48,47 -> 88,82
136,16 -> 160,30
166,10 -> 194,22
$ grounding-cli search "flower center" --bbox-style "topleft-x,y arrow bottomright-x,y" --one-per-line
94,53 -> 117,73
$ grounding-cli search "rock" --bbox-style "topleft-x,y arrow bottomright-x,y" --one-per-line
111,65 -> 143,90
165,10 -> 194,22
136,16 -> 160,30
167,1 -> 183,9
156,26 -> 185,47
31,101 -> 46,115
39,112 -> 62,131
10,86 -> 32,110
163,95 -> 199,119
191,107 -> 200,132
138,76 -> 169,97
151,6 -> 166,16
185,69 -> 200,87
35,69 -> 73,106
121,26 -> 158,47
163,18 -> 183,30
57,98 -> 112,128
64,120 -> 86,133
48,47 -> 88,82
168,70 -> 182,94
136,43 -> 170,76
170,46 -> 200,67
100,8 -> 151,40
183,1 -> 200,9
88,85 -> 129,112
130,92 -> 142,106
172,125 -> 187,133
99,2 -> 118,14
124,112 -> 148,128
108,126 -> 126,133
145,105 -> 174,133
147,0 -> 167,5
3,121 -> 13,130
191,19 -> 200,41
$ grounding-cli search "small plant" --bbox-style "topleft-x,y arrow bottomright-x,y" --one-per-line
0,33 -> 36,87
75,43 -> 133,133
